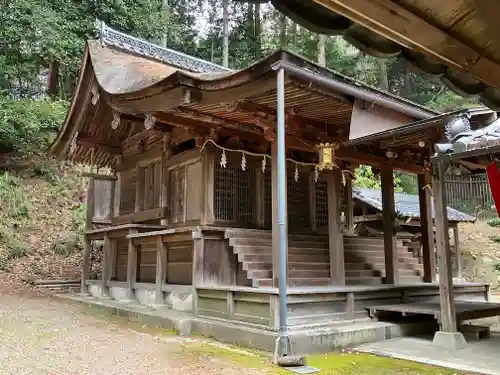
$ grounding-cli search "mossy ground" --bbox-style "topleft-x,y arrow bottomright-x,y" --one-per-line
175,340 -> 477,375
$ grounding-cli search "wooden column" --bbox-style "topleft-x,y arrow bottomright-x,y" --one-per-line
192,231 -> 205,314
452,225 -> 461,278
113,156 -> 122,218
125,229 -> 138,300
432,161 -> 458,333
344,177 -> 354,234
381,166 -> 398,284
418,171 -> 436,282
327,169 -> 345,284
85,177 -> 95,230
101,234 -> 111,298
81,236 -> 91,295
110,239 -> 118,281
160,132 -> 171,226
135,167 -> 144,212
155,237 -> 168,305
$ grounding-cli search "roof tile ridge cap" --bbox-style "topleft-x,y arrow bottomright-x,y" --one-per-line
97,20 -> 232,73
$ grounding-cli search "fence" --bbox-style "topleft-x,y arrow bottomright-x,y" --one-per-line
406,173 -> 494,218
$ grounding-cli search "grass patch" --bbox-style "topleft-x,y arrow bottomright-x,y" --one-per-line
487,218 -> 500,228
490,235 -> 500,243
173,341 -> 474,375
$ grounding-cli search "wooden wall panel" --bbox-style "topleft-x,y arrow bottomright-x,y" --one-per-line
167,241 -> 193,285
186,162 -> 202,221
120,168 -> 137,215
138,243 -> 156,283
202,239 -> 237,285
115,238 -> 128,282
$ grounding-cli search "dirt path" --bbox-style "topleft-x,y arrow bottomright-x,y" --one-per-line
0,292 -> 266,375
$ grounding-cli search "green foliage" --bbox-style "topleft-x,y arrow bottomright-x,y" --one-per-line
487,218 -> 500,228
0,96 -> 68,155
490,235 -> 500,243
494,263 -> 500,273
52,203 -> 86,257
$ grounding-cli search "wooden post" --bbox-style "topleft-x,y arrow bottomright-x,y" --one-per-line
85,177 -> 95,230
327,169 -> 345,284
271,141 -> 286,287
101,234 -> 111,298
432,161 -> 457,333
418,171 -> 436,282
81,236 -> 91,295
192,231 -> 205,314
381,166 -> 398,284
135,166 -> 144,213
345,177 -> 354,234
125,229 -> 138,300
110,239 -> 118,281
161,132 -> 172,226
452,225 -> 461,278
155,237 -> 167,305
113,156 -> 122,218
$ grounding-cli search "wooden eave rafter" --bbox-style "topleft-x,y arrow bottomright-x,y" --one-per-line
337,147 -> 424,173
313,0 -> 500,89
76,135 -> 122,155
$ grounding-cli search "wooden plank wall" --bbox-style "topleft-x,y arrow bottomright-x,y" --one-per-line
115,238 -> 128,281
167,241 -> 193,285
120,168 -> 137,215
93,179 -> 112,220
169,160 -> 203,225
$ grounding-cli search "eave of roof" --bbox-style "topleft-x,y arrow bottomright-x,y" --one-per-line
246,0 -> 500,111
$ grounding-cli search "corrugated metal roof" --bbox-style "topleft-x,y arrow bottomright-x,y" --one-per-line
353,187 -> 476,222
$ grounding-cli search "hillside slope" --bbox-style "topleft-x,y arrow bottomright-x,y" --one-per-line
0,163 -> 86,290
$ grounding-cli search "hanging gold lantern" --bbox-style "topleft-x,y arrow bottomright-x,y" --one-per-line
316,142 -> 339,171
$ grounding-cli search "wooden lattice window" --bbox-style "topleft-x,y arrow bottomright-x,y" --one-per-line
315,177 -> 328,230
215,159 -> 254,225
287,168 -> 310,232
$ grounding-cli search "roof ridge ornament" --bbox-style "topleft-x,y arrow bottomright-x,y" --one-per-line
95,20 -> 232,74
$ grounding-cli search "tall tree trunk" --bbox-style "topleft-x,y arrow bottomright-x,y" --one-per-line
247,3 -> 255,59
290,22 -> 297,52
378,59 -> 389,91
222,0 -> 229,68
48,60 -> 59,99
279,13 -> 287,48
254,3 -> 261,59
317,34 -> 327,67
161,0 -> 169,48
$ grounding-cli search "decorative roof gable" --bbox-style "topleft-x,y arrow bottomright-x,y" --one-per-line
97,20 -> 232,74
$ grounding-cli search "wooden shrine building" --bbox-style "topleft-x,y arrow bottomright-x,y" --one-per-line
50,22 -> 495,353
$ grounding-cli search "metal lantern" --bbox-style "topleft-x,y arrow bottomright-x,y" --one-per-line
316,142 -> 339,171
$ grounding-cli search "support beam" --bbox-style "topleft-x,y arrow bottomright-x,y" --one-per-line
418,171 -> 436,283
125,229 -> 138,300
85,177 -> 95,230
155,237 -> 167,306
344,177 -> 354,234
381,166 -> 398,284
101,234 -> 111,298
432,161 -> 466,348
313,0 -> 500,89
453,225 -> 461,279
81,237 -> 91,295
327,169 -> 345,284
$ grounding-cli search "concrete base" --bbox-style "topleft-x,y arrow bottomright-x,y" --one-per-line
432,331 -> 468,349
57,293 -> 438,354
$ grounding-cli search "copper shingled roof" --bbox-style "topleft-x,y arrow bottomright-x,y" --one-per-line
241,0 -> 500,111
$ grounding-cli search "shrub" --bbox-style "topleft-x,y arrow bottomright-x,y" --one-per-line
487,218 -> 500,227
490,235 -> 500,243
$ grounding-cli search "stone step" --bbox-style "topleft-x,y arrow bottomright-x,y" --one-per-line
344,236 -> 405,246
225,230 -> 328,242
344,262 -> 371,271
344,244 -> 412,252
348,254 -> 420,265
247,269 -> 272,279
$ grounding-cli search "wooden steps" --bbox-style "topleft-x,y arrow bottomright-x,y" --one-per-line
226,229 -> 424,288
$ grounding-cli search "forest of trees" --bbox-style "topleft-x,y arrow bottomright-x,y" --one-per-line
0,0 -> 478,171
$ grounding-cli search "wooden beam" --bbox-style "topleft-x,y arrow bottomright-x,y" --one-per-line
432,161 -> 458,333
81,237 -> 91,295
113,207 -> 169,225
125,229 -> 138,300
381,166 -> 397,284
337,148 -> 424,173
76,136 -> 122,155
418,171 -> 436,283
85,177 -> 95,230
313,0 -> 500,89
344,177 -> 354,233
101,234 -> 111,298
327,169 -> 345,284
155,237 -> 167,305
452,226 -> 461,279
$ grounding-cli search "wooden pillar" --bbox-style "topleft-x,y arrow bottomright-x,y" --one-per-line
155,237 -> 168,305
192,231 -> 205,314
418,171 -> 436,282
135,167 -> 144,213
432,161 -> 458,333
81,236 -> 91,295
161,132 -> 172,226
85,177 -> 95,230
110,239 -> 118,281
327,169 -> 345,284
125,229 -> 138,300
452,225 -> 461,278
345,177 -> 354,234
101,234 -> 111,298
381,166 -> 398,284
113,156 -> 122,218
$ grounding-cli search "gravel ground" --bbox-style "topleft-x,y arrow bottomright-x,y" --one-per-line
0,292 -> 267,375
